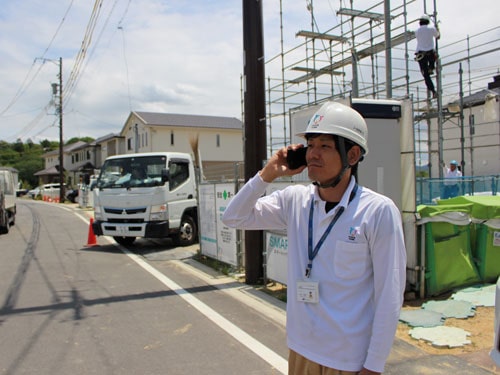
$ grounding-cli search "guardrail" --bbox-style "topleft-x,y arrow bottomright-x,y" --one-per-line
416,175 -> 499,205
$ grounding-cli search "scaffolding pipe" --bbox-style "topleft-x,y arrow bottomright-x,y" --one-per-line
384,0 -> 392,98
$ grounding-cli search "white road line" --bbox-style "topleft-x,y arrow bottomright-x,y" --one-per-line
74,210 -> 287,373
122,248 -> 288,374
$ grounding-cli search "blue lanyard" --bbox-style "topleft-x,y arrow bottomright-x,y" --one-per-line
305,184 -> 358,278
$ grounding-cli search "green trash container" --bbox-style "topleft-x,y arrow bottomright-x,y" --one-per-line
475,220 -> 500,282
438,196 -> 500,282
418,204 -> 480,296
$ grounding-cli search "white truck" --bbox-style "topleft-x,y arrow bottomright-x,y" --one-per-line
92,152 -> 198,246
0,167 -> 18,234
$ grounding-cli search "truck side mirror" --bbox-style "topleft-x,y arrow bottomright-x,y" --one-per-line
161,169 -> 169,184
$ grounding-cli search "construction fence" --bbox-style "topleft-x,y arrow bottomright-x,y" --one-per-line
417,175 -> 500,205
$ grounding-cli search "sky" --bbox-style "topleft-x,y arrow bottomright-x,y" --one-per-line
0,0 -> 499,144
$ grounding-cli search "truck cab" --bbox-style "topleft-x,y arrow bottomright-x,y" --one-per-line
92,152 -> 198,246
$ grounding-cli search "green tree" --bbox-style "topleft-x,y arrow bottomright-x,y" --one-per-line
66,136 -> 94,145
13,139 -> 25,154
14,156 -> 44,188
40,139 -> 58,151
0,144 -> 19,166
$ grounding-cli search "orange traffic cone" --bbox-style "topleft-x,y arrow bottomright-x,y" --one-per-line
86,218 -> 98,247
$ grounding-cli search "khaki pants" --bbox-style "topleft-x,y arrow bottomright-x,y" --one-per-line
288,350 -> 359,375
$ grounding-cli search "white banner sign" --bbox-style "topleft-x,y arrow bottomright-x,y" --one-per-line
215,184 -> 237,266
265,231 -> 288,285
199,184 -> 217,258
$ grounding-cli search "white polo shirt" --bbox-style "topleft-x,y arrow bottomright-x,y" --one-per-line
222,174 -> 406,373
415,25 -> 439,52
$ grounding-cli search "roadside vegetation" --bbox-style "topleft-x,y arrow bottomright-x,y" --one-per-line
0,137 -> 93,190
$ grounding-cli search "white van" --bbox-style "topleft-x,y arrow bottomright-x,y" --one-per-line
40,183 -> 66,202
0,167 -> 18,234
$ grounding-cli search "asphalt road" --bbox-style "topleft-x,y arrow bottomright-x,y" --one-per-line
0,200 -> 288,375
1,200 -> 497,375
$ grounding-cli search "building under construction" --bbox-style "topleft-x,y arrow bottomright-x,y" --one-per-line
262,0 -> 500,179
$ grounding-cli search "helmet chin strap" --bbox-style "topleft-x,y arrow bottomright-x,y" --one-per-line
312,136 -> 351,189
313,165 -> 350,189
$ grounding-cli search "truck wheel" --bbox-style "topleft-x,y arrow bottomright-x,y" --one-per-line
174,215 -> 197,246
0,212 -> 9,234
113,236 -> 136,246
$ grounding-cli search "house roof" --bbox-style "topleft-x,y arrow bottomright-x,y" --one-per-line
94,133 -> 124,144
448,87 -> 500,108
132,111 -> 243,130
42,141 -> 88,157
34,165 -> 65,176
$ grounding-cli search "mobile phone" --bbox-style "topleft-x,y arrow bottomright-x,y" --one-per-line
286,147 -> 308,169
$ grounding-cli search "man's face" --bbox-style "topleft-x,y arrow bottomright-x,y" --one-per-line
450,164 -> 457,171
306,134 -> 342,185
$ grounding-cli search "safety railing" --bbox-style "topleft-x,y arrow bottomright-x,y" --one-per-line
416,175 -> 499,205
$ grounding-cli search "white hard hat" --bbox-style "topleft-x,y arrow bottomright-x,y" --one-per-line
297,101 -> 369,155
420,14 -> 431,22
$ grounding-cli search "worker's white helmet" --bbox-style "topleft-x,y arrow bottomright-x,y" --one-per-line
297,101 -> 369,155
420,14 -> 431,22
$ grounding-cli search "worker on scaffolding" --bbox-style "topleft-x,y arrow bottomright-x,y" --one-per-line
415,14 -> 440,99
443,160 -> 462,199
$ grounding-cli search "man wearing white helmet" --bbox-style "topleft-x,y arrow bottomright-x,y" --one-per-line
222,102 -> 406,374
443,159 -> 462,199
415,14 -> 440,98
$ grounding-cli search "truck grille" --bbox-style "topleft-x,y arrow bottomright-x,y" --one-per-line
104,207 -> 147,215
108,218 -> 144,223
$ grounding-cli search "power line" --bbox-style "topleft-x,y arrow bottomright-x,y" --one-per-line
63,0 -> 105,105
0,0 -> 75,116
64,0 -> 123,109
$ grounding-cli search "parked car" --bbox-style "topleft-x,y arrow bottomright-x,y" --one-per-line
28,186 -> 42,199
29,183 -> 66,201
66,188 -> 79,203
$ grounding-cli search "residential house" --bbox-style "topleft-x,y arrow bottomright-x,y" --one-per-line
427,75 -> 500,177
35,141 -> 87,186
94,133 -> 125,166
34,111 -> 244,186
120,111 -> 244,180
65,141 -> 98,188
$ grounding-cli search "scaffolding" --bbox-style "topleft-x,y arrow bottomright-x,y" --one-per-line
264,0 -> 500,178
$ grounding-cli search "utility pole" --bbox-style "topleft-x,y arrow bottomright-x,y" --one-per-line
242,0 -> 266,284
39,56 -> 64,201
57,57 -> 64,203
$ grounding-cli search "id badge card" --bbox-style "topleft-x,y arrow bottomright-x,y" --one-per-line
296,280 -> 319,303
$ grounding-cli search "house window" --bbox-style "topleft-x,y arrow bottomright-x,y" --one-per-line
469,114 -> 475,135
216,134 -> 220,148
75,153 -> 79,162
87,150 -> 91,160
127,137 -> 132,150
72,155 -> 75,163
170,131 -> 174,146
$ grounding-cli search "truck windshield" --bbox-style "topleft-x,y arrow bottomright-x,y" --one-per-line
97,156 -> 166,189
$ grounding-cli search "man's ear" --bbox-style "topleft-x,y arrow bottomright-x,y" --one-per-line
347,145 -> 362,166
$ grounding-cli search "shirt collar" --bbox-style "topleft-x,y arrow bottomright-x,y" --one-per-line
312,176 -> 358,209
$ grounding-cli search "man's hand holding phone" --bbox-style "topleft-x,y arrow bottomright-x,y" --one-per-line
259,144 -> 307,183
286,146 -> 308,170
